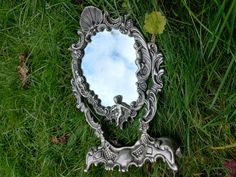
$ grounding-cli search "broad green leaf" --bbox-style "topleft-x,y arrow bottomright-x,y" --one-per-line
144,11 -> 167,35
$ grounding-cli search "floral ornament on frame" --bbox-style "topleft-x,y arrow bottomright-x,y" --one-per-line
70,6 -> 180,172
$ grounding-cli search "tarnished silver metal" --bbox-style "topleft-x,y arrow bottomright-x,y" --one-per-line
71,6 -> 150,128
71,6 -> 180,172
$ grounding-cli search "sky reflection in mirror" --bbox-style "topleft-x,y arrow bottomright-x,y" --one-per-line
82,29 -> 138,106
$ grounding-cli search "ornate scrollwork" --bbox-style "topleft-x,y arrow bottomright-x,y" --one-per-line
71,6 -> 151,128
71,6 -> 180,173
84,134 -> 179,172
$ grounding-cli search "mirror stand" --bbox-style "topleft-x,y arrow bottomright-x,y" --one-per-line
71,6 -> 180,172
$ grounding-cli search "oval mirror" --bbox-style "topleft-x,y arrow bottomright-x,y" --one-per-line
82,29 -> 138,107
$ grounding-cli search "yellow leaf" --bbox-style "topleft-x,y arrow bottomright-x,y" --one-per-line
144,11 -> 167,35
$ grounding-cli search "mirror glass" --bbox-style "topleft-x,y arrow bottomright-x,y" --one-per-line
82,29 -> 138,106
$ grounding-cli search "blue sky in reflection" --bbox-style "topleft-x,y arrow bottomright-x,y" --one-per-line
82,30 -> 138,106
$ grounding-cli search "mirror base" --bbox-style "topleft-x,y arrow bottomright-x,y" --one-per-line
84,134 -> 179,172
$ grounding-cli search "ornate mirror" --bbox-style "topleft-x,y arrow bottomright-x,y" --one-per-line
71,6 -> 180,172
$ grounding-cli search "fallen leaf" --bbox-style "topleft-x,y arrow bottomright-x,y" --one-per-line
144,11 -> 167,35
58,135 -> 67,144
18,53 -> 29,86
50,134 -> 68,144
224,159 -> 236,177
50,136 -> 59,144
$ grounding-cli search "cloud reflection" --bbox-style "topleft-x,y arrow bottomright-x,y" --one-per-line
82,30 -> 138,106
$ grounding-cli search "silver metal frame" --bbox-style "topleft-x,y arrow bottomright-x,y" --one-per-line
71,6 -> 180,172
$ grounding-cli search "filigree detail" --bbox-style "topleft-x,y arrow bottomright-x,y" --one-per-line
71,6 -> 151,128
84,134 -> 179,172
80,6 -> 103,32
71,6 -> 180,173
141,42 -> 164,124
105,95 -> 137,129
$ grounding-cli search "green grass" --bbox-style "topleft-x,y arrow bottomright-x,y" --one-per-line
0,0 -> 236,176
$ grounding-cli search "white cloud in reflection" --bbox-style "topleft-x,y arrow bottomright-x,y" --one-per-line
82,30 -> 138,106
